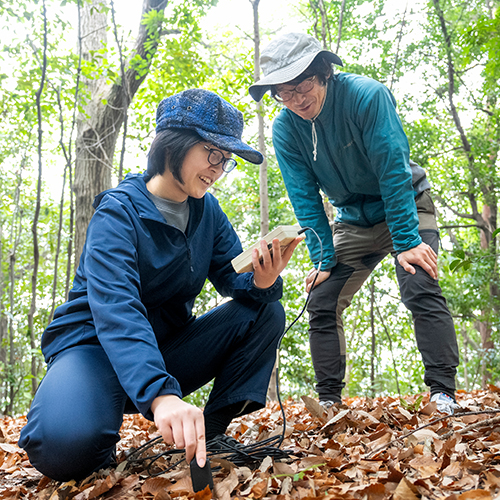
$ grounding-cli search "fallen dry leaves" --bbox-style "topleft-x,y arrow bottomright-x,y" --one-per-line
1,388 -> 500,499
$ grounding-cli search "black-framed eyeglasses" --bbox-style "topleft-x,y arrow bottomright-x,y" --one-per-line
204,145 -> 237,173
274,75 -> 317,103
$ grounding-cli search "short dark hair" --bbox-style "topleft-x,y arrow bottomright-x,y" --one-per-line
271,54 -> 333,98
146,128 -> 202,183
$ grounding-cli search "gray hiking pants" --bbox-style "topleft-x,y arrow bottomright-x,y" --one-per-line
307,190 -> 459,402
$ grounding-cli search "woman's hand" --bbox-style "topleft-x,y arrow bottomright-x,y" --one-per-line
151,394 -> 206,467
252,237 -> 303,289
305,268 -> 331,293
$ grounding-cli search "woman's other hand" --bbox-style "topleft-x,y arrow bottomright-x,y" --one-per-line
151,394 -> 206,467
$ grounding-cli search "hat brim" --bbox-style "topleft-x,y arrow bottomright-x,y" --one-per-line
249,50 -> 343,102
196,129 -> 264,165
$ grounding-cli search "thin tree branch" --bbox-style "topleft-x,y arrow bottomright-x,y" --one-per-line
388,1 -> 408,92
365,409 -> 500,459
110,0 -> 129,183
375,303 -> 401,396
27,0 -> 48,397
335,0 -> 346,53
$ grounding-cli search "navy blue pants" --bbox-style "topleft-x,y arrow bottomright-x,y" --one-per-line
19,299 -> 285,481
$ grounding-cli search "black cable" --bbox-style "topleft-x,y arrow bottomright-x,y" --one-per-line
271,226 -> 323,451
126,226 -> 324,473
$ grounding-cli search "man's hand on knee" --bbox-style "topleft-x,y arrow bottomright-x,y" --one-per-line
397,243 -> 438,280
305,269 -> 331,293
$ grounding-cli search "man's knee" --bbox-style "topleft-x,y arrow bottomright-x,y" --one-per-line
398,267 -> 446,311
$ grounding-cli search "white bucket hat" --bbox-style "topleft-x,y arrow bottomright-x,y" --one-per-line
249,32 -> 343,102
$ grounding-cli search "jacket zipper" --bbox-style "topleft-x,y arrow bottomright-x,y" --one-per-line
186,242 -> 194,273
316,120 -> 350,194
316,120 -> 372,226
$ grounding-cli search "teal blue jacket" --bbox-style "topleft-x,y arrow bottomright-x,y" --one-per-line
272,72 -> 430,270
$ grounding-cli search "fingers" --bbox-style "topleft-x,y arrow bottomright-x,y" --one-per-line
281,237 -> 303,264
305,270 -> 316,292
400,260 -> 416,275
152,395 -> 206,467
194,419 -> 206,468
305,269 -> 331,292
397,243 -> 439,279
161,426 -> 174,446
413,243 -> 437,278
252,237 -> 302,289
182,412 -> 206,467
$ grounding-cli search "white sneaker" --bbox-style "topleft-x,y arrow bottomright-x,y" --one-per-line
319,400 -> 336,410
430,392 -> 460,415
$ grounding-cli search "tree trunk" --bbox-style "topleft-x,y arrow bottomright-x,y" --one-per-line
0,223 -> 7,408
110,0 -> 129,184
317,0 -> 330,49
74,0 -> 170,267
375,303 -> 400,396
335,0 -> 346,53
48,162 -> 68,325
4,162 -> 25,415
64,0 -> 82,299
27,0 -> 47,397
250,0 -> 277,401
251,0 -> 269,238
74,0 -> 112,269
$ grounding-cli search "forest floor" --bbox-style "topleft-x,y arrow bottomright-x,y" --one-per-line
0,388 -> 499,499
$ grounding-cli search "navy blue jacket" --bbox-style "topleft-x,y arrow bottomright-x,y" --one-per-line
42,173 -> 283,419
273,73 -> 430,270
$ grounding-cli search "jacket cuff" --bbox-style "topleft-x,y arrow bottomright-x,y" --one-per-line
395,235 -> 423,254
316,254 -> 337,270
140,378 -> 183,421
248,274 -> 283,302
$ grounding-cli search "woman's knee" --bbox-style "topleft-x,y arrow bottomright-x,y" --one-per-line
20,416 -> 117,481
18,345 -> 125,481
262,300 -> 286,331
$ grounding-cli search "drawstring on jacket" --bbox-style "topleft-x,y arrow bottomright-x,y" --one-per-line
312,122 -> 318,161
311,83 -> 328,162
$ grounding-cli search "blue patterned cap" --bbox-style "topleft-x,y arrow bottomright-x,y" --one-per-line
156,89 -> 263,165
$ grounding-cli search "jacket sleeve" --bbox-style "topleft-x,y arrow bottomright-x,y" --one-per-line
206,196 -> 283,302
272,115 -> 336,270
355,82 -> 422,253
85,195 -> 183,420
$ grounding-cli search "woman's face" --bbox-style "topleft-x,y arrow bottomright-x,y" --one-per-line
163,142 -> 230,202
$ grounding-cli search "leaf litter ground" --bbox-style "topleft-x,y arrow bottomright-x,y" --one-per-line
1,388 -> 499,499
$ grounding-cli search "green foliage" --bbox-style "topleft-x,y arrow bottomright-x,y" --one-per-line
399,394 -> 423,413
273,462 -> 326,481
2,0 -> 500,416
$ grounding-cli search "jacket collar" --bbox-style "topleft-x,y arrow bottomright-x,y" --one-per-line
316,76 -> 335,122
93,173 -> 205,235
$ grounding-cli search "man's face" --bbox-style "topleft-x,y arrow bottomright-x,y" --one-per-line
276,75 -> 327,121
